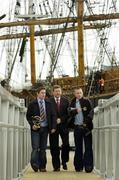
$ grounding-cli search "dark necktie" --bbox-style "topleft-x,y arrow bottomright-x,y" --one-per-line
40,100 -> 45,120
56,97 -> 60,111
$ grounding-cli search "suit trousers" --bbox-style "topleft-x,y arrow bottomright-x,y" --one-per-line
49,124 -> 69,169
74,126 -> 93,171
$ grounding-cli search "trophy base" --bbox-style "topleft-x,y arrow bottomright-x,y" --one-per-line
36,125 -> 40,128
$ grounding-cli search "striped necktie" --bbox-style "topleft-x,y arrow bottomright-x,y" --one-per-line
39,100 -> 45,120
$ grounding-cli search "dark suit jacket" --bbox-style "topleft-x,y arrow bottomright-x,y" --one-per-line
26,99 -> 57,131
69,97 -> 94,130
49,96 -> 69,126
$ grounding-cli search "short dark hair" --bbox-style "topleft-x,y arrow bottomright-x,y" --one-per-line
37,86 -> 46,93
53,85 -> 61,91
74,87 -> 83,92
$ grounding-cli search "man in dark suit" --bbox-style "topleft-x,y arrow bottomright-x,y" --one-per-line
69,88 -> 94,173
49,85 -> 70,171
26,86 -> 56,172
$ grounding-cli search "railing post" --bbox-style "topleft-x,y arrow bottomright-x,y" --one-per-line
1,100 -> 9,180
111,101 -> 119,180
99,109 -> 105,176
8,104 -> 15,180
93,109 -> 100,171
104,106 -> 113,179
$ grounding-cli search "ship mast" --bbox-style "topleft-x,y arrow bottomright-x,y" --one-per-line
77,0 -> 85,84
28,0 -> 36,85
1,1 -> 119,87
29,25 -> 36,84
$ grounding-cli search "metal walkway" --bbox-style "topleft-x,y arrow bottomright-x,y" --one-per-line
21,151 -> 102,180
1,85 -> 119,180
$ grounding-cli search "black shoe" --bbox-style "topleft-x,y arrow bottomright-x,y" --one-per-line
75,168 -> 83,172
62,163 -> 67,170
40,168 -> 47,172
31,164 -> 38,172
85,166 -> 93,173
53,168 -> 60,172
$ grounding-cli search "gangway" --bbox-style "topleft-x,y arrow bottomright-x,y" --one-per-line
0,85 -> 119,180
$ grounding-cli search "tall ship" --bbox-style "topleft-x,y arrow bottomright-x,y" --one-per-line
0,0 -> 119,104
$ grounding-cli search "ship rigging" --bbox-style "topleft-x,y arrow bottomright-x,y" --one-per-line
0,0 -> 119,101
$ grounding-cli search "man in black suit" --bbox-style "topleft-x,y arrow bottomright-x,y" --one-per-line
69,88 -> 94,173
26,86 -> 56,172
49,85 -> 70,171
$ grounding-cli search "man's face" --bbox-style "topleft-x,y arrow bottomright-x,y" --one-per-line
53,88 -> 62,98
37,89 -> 46,99
74,89 -> 83,99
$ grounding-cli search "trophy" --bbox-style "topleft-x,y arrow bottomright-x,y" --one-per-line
32,116 -> 44,128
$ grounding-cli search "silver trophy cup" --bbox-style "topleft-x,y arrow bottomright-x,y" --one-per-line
32,116 -> 44,128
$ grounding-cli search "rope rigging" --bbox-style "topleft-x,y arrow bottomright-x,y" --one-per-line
84,0 -> 118,96
48,0 -> 76,80
0,0 -> 119,94
37,0 -> 75,80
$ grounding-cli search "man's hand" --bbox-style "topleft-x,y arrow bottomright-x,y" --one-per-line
51,129 -> 56,134
77,108 -> 81,113
32,116 -> 41,120
32,124 -> 40,130
57,118 -> 61,124
83,123 -> 87,128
